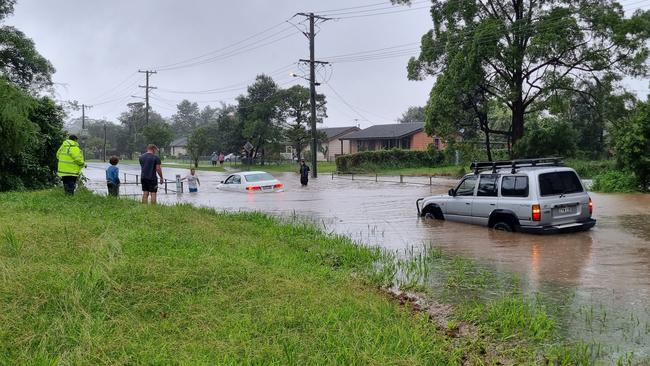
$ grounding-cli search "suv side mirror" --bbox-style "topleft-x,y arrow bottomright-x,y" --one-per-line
448,188 -> 455,197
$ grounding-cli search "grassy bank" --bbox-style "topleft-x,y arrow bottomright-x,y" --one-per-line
2,190 -> 635,364
341,165 -> 466,177
0,190 -> 471,364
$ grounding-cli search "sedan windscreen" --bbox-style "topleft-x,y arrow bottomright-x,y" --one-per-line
538,171 -> 583,196
244,173 -> 276,182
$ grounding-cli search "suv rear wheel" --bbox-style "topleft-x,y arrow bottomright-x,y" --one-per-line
493,221 -> 513,232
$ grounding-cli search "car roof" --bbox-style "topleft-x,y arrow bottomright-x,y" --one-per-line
467,166 -> 577,177
242,171 -> 272,175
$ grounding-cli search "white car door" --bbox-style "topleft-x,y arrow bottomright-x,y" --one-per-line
472,174 -> 499,225
446,175 -> 477,223
222,174 -> 242,191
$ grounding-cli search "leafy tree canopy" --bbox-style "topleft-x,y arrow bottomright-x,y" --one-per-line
0,0 -> 54,91
398,106 -> 425,123
171,100 -> 201,136
392,0 -> 650,145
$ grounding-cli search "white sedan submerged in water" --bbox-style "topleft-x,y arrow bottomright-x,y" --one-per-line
217,171 -> 284,193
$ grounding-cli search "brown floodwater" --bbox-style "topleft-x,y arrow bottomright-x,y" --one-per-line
86,163 -> 650,360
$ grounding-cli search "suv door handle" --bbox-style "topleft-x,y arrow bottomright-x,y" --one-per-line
465,202 -> 471,205
489,203 -> 496,206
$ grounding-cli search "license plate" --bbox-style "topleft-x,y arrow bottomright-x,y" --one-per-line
558,206 -> 575,214
262,186 -> 272,190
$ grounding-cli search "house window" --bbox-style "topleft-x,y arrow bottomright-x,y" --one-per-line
401,137 -> 411,149
434,138 -> 440,149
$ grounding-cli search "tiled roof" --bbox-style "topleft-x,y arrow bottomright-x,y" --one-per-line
319,126 -> 360,140
342,122 -> 424,140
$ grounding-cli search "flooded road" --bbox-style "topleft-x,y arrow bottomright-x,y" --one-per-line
85,163 -> 650,359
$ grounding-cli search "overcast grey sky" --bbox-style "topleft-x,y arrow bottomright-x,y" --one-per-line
7,0 -> 650,128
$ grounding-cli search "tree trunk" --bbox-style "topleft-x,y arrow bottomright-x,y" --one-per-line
511,99 -> 525,150
484,130 -> 493,162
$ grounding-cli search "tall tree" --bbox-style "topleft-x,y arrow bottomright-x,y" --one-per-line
118,103 -> 164,159
0,0 -> 54,92
397,106 -> 425,123
187,126 -> 213,168
279,85 -> 327,161
237,75 -> 283,165
171,100 -> 201,136
393,0 -> 650,146
143,120 -> 174,154
547,74 -> 636,158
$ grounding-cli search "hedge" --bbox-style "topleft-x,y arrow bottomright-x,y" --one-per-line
335,148 -> 445,172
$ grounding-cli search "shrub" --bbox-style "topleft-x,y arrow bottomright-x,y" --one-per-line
335,148 -> 445,172
591,170 -> 638,193
513,118 -> 577,158
612,101 -> 650,191
564,159 -> 616,179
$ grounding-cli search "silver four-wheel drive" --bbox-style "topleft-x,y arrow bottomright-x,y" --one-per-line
416,158 -> 596,234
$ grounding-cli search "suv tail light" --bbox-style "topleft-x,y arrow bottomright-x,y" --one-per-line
588,197 -> 593,216
532,204 -> 541,221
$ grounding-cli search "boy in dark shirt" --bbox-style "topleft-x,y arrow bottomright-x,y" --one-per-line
139,144 -> 164,204
106,156 -> 120,197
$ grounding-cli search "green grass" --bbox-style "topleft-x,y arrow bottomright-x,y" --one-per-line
0,190 -> 464,364
3,190 -> 636,364
335,164 -> 467,178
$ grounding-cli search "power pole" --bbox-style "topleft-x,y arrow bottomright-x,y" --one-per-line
81,104 -> 86,129
138,70 -> 157,124
296,12 -> 330,178
103,122 -> 107,162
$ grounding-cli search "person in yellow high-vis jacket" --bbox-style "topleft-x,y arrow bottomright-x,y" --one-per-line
56,134 -> 85,195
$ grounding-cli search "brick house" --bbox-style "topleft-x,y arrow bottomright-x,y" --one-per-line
342,122 -> 444,153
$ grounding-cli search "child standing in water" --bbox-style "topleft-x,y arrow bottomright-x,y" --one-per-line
182,168 -> 201,193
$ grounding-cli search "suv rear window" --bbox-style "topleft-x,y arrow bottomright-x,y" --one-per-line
501,176 -> 529,197
538,171 -> 583,196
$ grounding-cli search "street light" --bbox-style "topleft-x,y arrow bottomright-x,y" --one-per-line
290,73 -> 320,86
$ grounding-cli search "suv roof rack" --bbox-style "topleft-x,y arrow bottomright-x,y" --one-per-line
470,157 -> 563,174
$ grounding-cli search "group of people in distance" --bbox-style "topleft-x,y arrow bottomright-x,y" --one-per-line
210,151 -> 225,167
55,135 -> 311,202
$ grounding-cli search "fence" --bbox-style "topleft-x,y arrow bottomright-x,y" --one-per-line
331,172 -> 453,187
115,173 -> 185,195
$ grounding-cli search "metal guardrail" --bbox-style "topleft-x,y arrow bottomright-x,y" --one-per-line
121,173 -> 183,194
331,172 -> 451,187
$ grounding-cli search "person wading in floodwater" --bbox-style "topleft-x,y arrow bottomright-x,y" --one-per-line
139,144 -> 164,204
299,159 -> 310,186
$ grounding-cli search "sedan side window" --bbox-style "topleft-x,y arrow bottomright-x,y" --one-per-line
455,175 -> 478,196
225,175 -> 241,184
477,174 -> 499,197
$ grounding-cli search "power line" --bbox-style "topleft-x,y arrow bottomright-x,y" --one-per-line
155,27 -> 301,71
149,21 -> 290,70
321,0 -> 429,17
